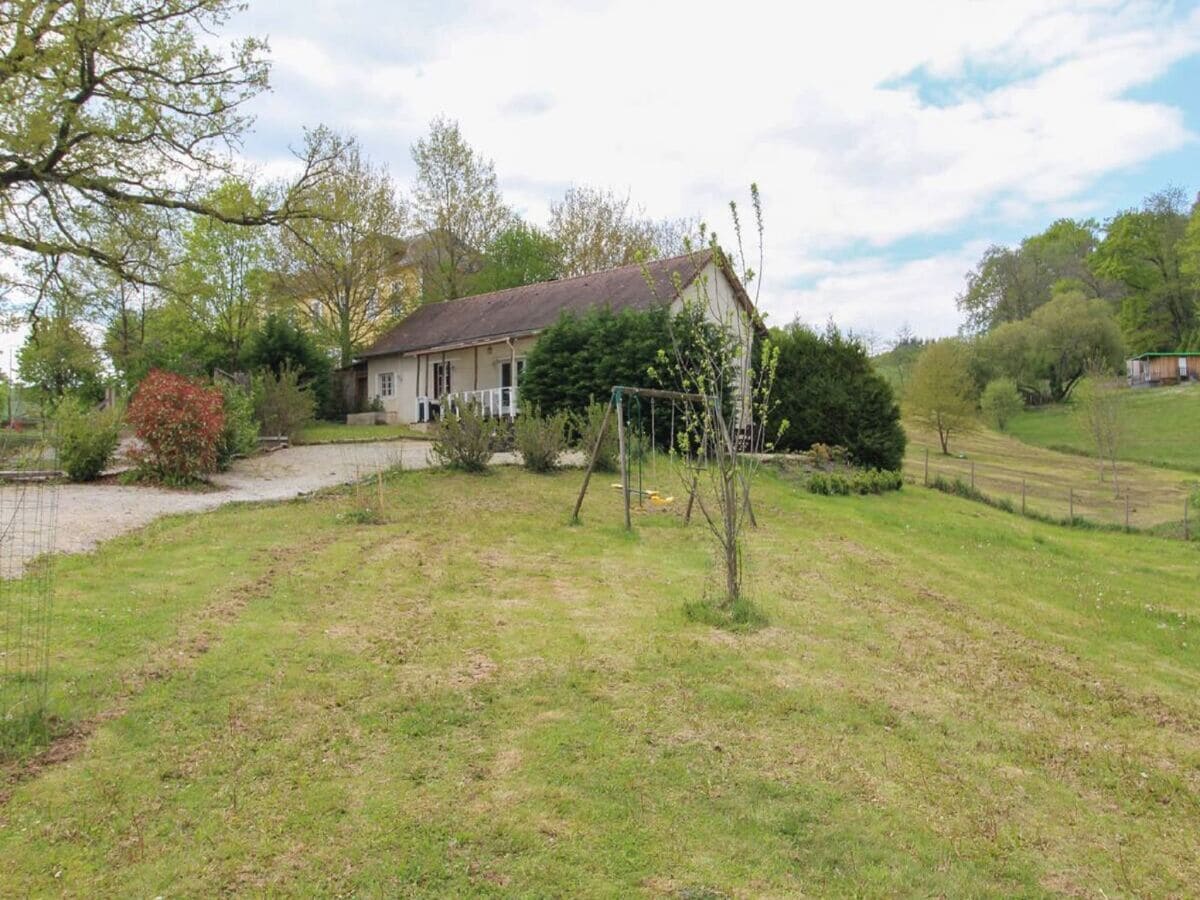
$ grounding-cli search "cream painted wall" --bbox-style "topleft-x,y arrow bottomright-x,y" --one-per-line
671,260 -> 755,418
365,335 -> 538,423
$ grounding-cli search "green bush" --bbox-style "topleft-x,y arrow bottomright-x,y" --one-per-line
770,322 -> 906,470
254,364 -> 315,442
430,403 -> 495,472
576,400 -> 619,473
215,380 -> 258,470
515,409 -> 570,473
807,467 -> 902,496
55,397 -> 121,482
980,377 -> 1023,431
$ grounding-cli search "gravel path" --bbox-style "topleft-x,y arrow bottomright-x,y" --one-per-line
11,441 -> 446,573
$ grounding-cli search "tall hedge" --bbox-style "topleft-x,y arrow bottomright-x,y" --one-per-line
521,305 -> 728,446
521,306 -> 674,415
769,323 -> 906,470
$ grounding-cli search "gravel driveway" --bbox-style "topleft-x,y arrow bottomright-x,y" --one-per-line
12,441 -> 443,573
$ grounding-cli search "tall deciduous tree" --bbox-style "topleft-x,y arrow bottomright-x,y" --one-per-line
906,340 -> 976,455
170,179 -> 274,369
469,224 -> 562,293
956,219 -> 1118,334
410,117 -> 511,301
0,0 -> 335,288
548,185 -> 693,277
1092,188 -> 1198,353
973,290 -> 1124,403
277,131 -> 409,367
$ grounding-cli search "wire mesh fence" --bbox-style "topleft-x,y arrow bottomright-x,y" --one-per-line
911,443 -> 1196,539
0,440 -> 60,742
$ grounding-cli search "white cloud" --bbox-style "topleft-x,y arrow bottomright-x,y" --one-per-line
233,0 -> 1200,336
772,243 -> 989,342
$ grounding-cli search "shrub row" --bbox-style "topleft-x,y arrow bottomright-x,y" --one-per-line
807,468 -> 903,496
432,401 -> 615,474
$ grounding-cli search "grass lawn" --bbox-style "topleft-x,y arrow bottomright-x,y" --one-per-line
1007,383 -> 1200,474
295,421 -> 427,444
905,419 -> 1198,532
1,467 -> 1199,894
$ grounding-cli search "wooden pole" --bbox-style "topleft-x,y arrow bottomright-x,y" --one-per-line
684,473 -> 698,524
970,460 -> 975,491
1185,496 -> 1190,541
571,399 -> 614,523
924,447 -> 929,486
617,394 -> 631,531
1021,479 -> 1026,515
1069,487 -> 1074,521
1125,491 -> 1130,530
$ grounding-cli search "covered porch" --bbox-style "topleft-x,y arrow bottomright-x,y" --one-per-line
416,386 -> 520,422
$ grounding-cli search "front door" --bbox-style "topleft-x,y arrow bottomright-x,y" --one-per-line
1181,356 -> 1190,379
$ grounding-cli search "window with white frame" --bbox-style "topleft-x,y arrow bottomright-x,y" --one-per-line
378,371 -> 395,398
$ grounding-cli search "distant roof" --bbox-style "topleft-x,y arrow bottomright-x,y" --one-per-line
360,251 -> 757,358
1129,351 -> 1200,359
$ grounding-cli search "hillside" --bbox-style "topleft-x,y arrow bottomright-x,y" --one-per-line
1,467 -> 1198,894
1007,384 -> 1200,473
904,419 -> 1197,532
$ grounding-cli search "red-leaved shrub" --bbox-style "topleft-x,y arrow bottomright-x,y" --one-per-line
127,370 -> 225,483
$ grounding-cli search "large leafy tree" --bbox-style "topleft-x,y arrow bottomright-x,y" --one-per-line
973,290 -> 1123,402
276,131 -> 409,367
956,219 -> 1118,334
410,117 -> 511,301
0,0 -> 334,287
469,223 -> 563,293
1092,188 -> 1198,353
548,185 -> 691,278
769,322 -> 905,470
170,179 -> 274,369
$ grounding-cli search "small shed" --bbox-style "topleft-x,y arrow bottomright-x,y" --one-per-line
1126,352 -> 1200,387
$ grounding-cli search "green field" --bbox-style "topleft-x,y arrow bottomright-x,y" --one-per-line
295,421 -> 427,444
1007,384 -> 1200,473
904,420 -> 1198,533
2,467 -> 1199,894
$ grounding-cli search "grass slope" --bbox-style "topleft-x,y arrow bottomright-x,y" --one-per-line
905,420 -> 1197,532
1007,384 -> 1200,474
1,469 -> 1198,894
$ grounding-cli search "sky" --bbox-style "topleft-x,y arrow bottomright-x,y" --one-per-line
87,1 -> 1200,353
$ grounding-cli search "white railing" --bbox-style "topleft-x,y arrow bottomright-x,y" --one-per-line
418,387 -> 519,421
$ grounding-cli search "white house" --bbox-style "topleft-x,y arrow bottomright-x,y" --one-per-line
354,251 -> 763,425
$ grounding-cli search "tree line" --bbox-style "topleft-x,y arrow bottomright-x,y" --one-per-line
956,187 -> 1200,399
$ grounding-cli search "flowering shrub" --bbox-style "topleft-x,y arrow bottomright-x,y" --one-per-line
127,370 -> 225,484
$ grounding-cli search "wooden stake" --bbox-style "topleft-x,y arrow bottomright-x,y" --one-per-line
1069,487 -> 1074,521
571,399 -> 614,523
617,395 -> 631,531
1185,496 -> 1191,541
924,447 -> 929,486
1125,491 -> 1130,530
1021,479 -> 1026,515
970,460 -> 975,491
684,473 -> 698,525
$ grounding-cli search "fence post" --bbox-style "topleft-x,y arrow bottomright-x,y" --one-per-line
1021,479 -> 1026,516
1186,496 -> 1191,541
1125,492 -> 1131,531
924,448 -> 929,487
1069,487 -> 1074,522
970,460 -> 975,491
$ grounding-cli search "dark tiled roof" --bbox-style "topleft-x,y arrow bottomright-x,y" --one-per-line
360,252 -> 715,358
